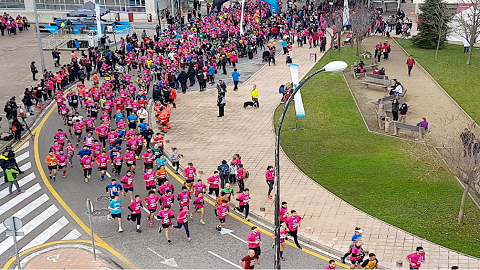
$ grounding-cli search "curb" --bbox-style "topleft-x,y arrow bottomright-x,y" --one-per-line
18,243 -> 123,270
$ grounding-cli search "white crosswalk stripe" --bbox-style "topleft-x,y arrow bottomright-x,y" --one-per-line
0,146 -> 82,257
21,216 -> 69,251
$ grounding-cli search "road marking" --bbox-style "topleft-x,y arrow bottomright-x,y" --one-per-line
165,166 -> 350,269
219,228 -> 247,243
46,254 -> 60,263
0,172 -> 36,199
0,183 -> 41,216
147,247 -> 178,267
21,216 -> 69,251
0,204 -> 58,255
17,140 -> 30,152
31,97 -> 138,269
61,229 -> 81,240
207,250 -> 242,269
0,194 -> 49,234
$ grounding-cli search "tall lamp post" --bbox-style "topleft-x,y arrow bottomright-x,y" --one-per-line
33,0 -> 46,72
273,61 -> 348,269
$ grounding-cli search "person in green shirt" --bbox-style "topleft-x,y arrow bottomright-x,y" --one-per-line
99,97 -> 107,108
220,183 -> 234,201
6,166 -> 22,196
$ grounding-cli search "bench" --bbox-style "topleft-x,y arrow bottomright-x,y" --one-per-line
393,122 -> 429,139
362,73 -> 390,89
351,65 -> 366,79
368,74 -> 389,80
362,59 -> 378,69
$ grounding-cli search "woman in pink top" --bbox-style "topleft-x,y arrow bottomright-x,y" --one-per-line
157,206 -> 175,243
270,223 -> 288,261
349,240 -> 364,268
232,154 -> 242,166
80,154 -> 92,182
121,170 -> 134,201
265,166 -> 275,199
246,226 -> 262,256
172,206 -> 191,241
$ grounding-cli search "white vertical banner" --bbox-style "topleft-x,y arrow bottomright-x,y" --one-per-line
290,64 -> 306,118
239,0 -> 245,35
95,3 -> 102,41
343,0 -> 350,26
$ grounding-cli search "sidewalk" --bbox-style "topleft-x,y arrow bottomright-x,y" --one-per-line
163,38 -> 480,270
23,247 -> 110,269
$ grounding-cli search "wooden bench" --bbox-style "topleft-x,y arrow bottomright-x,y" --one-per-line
351,65 -> 366,79
362,73 -> 390,89
362,60 -> 378,69
368,74 -> 388,80
393,122 -> 429,139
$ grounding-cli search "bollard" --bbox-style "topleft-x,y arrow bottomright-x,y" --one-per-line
305,227 -> 312,233
165,139 -> 170,143
396,261 -> 403,268
384,117 -> 390,132
393,121 -> 398,136
378,103 -> 384,115
260,207 -> 265,212
332,238 -> 338,245
198,171 -> 204,174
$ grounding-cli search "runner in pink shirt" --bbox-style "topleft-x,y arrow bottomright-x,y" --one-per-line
192,179 -> 206,196
349,240 -> 364,268
73,120 -> 84,146
56,149 -> 68,178
406,247 -> 425,269
144,190 -> 159,227
265,165 -> 275,199
183,163 -> 197,191
112,152 -> 123,176
143,168 -> 156,192
50,141 -> 63,154
324,260 -> 336,270
124,148 -> 136,174
172,206 -> 191,241
177,186 -> 191,209
235,188 -> 251,221
246,226 -> 262,256
95,151 -> 109,181
80,154 -> 93,182
207,171 -> 220,197
190,192 -> 205,224
157,206 -> 175,243
279,201 -> 288,224
83,116 -> 95,133
142,148 -> 154,171
158,180 -> 175,195
215,200 -> 230,231
127,195 -> 143,232
284,210 -> 302,249
160,190 -> 175,208
121,170 -> 134,201
54,129 -> 67,146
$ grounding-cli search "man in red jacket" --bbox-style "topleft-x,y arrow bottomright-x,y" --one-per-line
406,55 -> 416,77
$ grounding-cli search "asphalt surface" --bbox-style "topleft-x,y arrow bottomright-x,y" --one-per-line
33,102 -> 331,269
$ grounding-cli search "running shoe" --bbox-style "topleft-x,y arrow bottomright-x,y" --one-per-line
136,229 -> 142,233
49,174 -> 52,179
281,257 -> 285,261
87,174 -> 91,178
158,227 -> 163,233
172,226 -> 175,231
147,216 -> 151,221
100,177 -> 104,181
127,215 -> 131,221
190,214 -> 193,219
63,175 -> 66,178
85,178 -> 89,182
244,218 -> 250,221
188,237 -> 192,241
118,227 -> 123,232
150,223 -> 154,227
200,220 -> 205,225
167,240 -> 172,243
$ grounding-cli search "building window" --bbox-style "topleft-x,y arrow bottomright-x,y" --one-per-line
35,0 -> 145,12
0,0 -> 25,9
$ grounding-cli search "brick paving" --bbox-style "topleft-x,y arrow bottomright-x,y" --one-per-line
162,37 -> 480,269
24,248 -> 110,269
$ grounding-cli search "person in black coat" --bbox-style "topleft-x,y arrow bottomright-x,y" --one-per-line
178,71 -> 188,94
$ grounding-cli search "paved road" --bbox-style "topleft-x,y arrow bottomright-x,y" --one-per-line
0,139 -> 85,268
33,102 -> 331,269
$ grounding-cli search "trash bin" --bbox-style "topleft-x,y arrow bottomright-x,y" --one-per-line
128,12 -> 134,22
310,52 -> 317,62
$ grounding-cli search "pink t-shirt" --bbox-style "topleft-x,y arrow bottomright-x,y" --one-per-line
81,157 -> 92,169
193,183 -> 206,196
142,151 -> 154,163
160,194 -> 175,207
265,170 -> 275,181
144,195 -> 159,210
129,200 -> 142,214
324,266 -> 336,270
194,197 -> 204,208
158,183 -> 174,195
216,205 -> 229,218
184,167 -> 196,180
285,216 -> 302,231
121,175 -> 134,189
247,231 -> 261,248
143,172 -> 156,187
55,132 -> 67,144
177,210 -> 189,223
157,209 -> 174,225
280,206 -> 288,222
96,155 -> 109,167
177,191 -> 190,206
237,193 -> 250,206
113,156 -> 123,166
407,252 -> 426,269
207,175 -> 220,188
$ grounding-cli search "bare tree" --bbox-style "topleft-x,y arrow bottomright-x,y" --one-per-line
455,0 -> 480,65
349,0 -> 374,60
406,117 -> 480,225
324,9 -> 344,57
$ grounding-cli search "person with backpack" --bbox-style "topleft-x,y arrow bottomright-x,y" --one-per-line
217,160 -> 230,189
236,163 -> 248,193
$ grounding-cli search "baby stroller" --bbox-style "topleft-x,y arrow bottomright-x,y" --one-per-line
342,33 -> 353,46
262,50 -> 270,62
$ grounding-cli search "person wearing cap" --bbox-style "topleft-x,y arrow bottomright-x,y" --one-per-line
172,206 -> 191,241
341,227 -> 363,263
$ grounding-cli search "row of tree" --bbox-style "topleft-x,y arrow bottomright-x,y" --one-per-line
413,0 -> 480,65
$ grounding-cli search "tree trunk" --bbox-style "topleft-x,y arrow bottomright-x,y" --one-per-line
435,34 -> 441,60
467,46 -> 473,66
357,39 -> 361,60
337,32 -> 342,52
457,183 -> 471,225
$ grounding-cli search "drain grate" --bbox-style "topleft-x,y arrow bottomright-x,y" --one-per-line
92,209 -> 110,216
96,195 -> 111,202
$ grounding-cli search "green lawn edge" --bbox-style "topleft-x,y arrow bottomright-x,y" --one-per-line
274,46 -> 480,257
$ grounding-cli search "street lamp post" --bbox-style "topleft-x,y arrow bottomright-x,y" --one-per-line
273,61 -> 348,270
33,0 -> 46,72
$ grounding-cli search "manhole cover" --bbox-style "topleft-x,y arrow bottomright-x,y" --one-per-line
92,209 -> 110,216
96,196 -> 111,202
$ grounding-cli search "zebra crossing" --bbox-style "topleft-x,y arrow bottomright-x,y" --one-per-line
0,140 -> 82,261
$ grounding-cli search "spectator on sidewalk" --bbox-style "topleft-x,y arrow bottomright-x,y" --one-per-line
406,55 -> 416,77
6,165 -> 22,196
399,103 -> 408,123
217,93 -> 226,117
30,61 -> 38,81
232,69 -> 241,91
460,128 -> 475,157
251,85 -> 259,108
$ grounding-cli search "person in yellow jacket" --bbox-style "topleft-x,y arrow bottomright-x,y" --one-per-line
250,85 -> 259,108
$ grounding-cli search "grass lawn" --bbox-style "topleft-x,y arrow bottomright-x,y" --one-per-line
396,38 -> 480,122
274,46 -> 480,257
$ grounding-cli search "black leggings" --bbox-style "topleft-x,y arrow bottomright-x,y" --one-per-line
238,204 -> 249,219
172,161 -> 179,172
174,222 -> 190,237
99,136 -> 107,148
114,165 -> 122,175
237,179 -> 245,192
267,180 -> 274,196
209,187 -> 219,197
229,174 -> 236,184
130,213 -> 141,225
289,230 -> 301,248
83,168 -> 92,178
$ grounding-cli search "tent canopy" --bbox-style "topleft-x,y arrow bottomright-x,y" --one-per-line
67,1 -> 109,17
